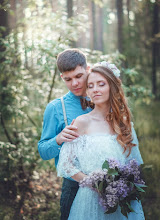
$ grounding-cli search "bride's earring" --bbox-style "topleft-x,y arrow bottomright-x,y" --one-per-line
85,96 -> 91,101
110,107 -> 113,120
107,107 -> 113,121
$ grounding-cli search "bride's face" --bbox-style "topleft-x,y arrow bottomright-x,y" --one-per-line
87,72 -> 110,105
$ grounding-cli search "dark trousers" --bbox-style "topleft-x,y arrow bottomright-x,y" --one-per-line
60,178 -> 79,220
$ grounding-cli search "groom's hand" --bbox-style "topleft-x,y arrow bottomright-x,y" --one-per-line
56,119 -> 79,145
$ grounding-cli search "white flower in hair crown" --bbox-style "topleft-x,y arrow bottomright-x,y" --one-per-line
95,61 -> 120,78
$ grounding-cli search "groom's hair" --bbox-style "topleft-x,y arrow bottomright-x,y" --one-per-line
57,48 -> 87,73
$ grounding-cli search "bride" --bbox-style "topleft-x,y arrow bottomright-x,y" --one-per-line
57,61 -> 145,220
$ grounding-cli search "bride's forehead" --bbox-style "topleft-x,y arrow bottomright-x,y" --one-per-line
88,72 -> 106,82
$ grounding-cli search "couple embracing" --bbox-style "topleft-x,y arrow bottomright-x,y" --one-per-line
38,49 -> 145,220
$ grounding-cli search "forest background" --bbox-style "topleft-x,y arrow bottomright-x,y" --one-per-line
0,0 -> 160,219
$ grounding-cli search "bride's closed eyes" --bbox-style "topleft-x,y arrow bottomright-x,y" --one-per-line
99,82 -> 105,86
87,81 -> 105,89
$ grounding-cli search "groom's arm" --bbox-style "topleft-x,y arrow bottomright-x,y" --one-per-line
56,119 -> 79,145
38,102 -> 79,160
38,102 -> 61,160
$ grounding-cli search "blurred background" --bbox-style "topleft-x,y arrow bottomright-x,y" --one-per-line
0,0 -> 160,219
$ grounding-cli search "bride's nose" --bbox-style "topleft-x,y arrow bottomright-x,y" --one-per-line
93,85 -> 98,93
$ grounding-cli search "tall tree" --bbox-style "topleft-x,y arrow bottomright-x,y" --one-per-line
0,0 -> 9,38
126,0 -> 130,37
91,0 -> 97,50
0,0 -> 12,209
67,0 -> 76,47
0,0 -> 9,109
152,0 -> 159,98
116,0 -> 123,54
67,0 -> 73,18
96,5 -> 103,52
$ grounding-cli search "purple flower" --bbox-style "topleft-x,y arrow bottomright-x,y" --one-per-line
107,159 -> 120,169
79,159 -> 146,217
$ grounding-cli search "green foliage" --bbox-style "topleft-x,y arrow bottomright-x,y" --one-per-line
0,2 -> 90,219
0,1 -> 158,219
132,101 -> 160,220
0,33 -> 153,218
122,68 -> 153,105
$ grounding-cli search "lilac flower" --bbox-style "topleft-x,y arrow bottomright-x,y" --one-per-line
79,159 -> 146,217
107,158 -> 120,169
106,195 -> 118,207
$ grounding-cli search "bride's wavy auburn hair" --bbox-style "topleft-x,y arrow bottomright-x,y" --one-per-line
89,65 -> 136,156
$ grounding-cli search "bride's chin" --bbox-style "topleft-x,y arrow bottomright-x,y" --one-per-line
94,100 -> 109,107
94,100 -> 105,105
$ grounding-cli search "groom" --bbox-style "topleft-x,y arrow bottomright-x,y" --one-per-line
38,49 -> 92,220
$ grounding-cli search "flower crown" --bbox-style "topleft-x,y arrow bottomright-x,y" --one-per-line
94,61 -> 120,78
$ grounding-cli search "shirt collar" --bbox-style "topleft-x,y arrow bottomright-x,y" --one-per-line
68,91 -> 83,100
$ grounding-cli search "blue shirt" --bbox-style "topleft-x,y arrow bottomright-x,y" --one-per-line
38,91 -> 92,167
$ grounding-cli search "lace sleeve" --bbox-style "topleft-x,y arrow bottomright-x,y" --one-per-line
127,123 -> 144,165
57,137 -> 83,178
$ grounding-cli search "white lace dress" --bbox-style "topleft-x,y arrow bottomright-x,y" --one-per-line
57,127 -> 145,220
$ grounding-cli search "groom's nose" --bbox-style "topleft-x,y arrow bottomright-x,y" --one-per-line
72,79 -> 79,87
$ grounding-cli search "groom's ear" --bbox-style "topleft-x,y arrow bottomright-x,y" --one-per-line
60,74 -> 64,81
86,66 -> 90,73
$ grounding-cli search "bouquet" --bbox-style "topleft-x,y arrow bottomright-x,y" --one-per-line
79,159 -> 146,218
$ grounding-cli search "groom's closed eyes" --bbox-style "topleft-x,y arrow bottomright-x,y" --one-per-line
64,73 -> 84,82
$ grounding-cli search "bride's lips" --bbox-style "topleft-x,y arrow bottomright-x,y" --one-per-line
93,95 -> 101,98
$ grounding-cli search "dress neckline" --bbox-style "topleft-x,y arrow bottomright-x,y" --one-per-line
70,133 -> 117,144
79,133 -> 117,138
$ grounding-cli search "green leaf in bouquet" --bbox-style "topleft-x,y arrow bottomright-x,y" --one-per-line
126,202 -> 135,213
135,183 -> 147,188
98,181 -> 103,193
102,160 -> 109,170
120,206 -> 129,218
103,179 -> 108,189
108,168 -> 118,176
134,184 -> 146,193
127,194 -> 135,201
120,200 -> 134,218
95,182 -> 99,190
105,204 -> 118,214
135,193 -> 142,201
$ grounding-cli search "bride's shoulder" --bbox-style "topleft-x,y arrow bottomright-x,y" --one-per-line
73,113 -> 91,135
74,113 -> 91,125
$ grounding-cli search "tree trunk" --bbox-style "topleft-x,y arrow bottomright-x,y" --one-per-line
67,0 -> 73,18
0,0 -> 9,97
116,0 -> 123,54
66,0 -> 76,47
152,0 -> 159,98
89,0 -> 93,49
97,5 -> 103,52
126,0 -> 130,39
47,67 -> 58,103
91,0 -> 97,50
0,0 -> 9,37
8,0 -> 17,30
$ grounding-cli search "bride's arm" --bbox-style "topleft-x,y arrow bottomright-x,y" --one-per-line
57,115 -> 89,181
71,172 -> 87,182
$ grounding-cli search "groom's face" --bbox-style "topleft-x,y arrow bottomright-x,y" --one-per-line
61,65 -> 89,97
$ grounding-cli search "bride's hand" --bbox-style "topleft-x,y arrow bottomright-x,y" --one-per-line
71,172 -> 88,183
